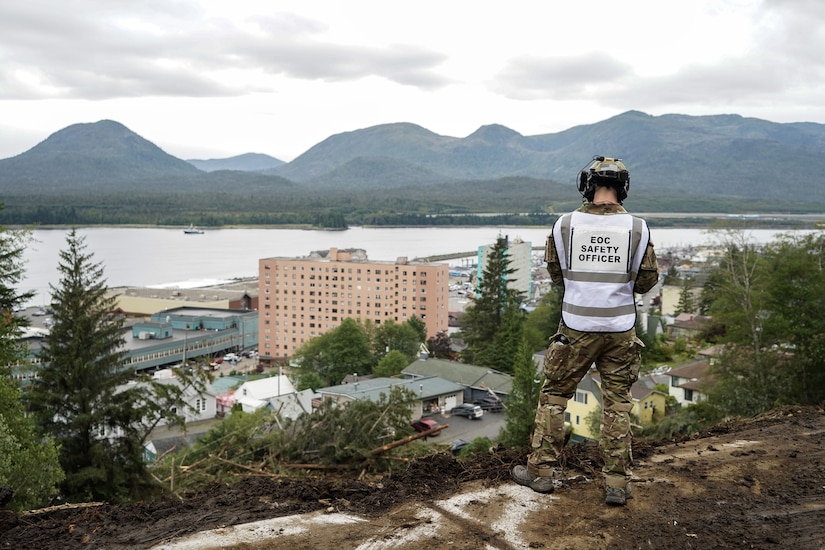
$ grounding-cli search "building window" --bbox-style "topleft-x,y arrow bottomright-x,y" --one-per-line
574,391 -> 588,404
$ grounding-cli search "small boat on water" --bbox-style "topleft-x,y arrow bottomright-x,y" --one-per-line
184,224 -> 204,234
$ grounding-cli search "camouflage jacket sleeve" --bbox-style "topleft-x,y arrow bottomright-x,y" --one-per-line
634,239 -> 659,294
544,233 -> 564,286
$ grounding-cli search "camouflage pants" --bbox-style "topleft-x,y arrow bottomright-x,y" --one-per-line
528,326 -> 642,488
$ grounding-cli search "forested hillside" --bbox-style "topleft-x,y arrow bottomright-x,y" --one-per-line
1,112 -> 825,228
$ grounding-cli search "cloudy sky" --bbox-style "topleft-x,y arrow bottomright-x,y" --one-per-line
1,0 -> 823,161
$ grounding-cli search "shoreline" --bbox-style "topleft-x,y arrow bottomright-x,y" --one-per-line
13,212 -> 825,233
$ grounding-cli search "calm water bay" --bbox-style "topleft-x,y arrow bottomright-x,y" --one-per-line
20,225 -> 814,307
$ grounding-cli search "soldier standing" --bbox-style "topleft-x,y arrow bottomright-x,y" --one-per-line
512,156 -> 659,506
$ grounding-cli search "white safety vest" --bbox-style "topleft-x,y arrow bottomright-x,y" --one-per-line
553,211 -> 650,332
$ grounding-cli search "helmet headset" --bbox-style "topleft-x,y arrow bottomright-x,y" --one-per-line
577,155 -> 630,203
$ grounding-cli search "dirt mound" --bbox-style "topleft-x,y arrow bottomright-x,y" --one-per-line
2,406 -> 824,550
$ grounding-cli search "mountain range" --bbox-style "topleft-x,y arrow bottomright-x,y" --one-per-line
2,111 -> 825,207
266,112 -> 825,202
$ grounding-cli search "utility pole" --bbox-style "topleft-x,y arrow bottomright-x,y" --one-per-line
183,325 -> 189,366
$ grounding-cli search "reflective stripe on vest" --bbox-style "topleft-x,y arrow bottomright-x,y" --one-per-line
553,211 -> 649,332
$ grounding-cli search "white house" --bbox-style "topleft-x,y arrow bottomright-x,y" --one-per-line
233,374 -> 296,412
668,360 -> 712,406
115,375 -> 217,427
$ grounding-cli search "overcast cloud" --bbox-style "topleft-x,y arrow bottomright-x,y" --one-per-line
1,0 -> 824,160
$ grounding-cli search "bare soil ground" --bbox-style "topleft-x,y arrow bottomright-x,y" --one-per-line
2,406 -> 824,550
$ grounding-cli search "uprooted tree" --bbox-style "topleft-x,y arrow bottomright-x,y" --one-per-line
150,386 -> 424,494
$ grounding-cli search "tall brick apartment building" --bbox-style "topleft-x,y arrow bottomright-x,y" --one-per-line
258,247 -> 450,363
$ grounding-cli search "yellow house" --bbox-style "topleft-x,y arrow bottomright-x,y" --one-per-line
630,384 -> 668,425
566,373 -> 602,441
568,370 -> 668,441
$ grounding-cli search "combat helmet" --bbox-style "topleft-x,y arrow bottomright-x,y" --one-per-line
577,155 -> 630,203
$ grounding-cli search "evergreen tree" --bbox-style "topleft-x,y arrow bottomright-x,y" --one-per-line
498,337 -> 541,449
757,233 -> 825,404
674,276 -> 696,316
153,386 -> 419,491
663,264 -> 679,285
474,302 -> 523,374
461,235 -> 526,367
25,230 -> 147,502
0,224 -> 34,366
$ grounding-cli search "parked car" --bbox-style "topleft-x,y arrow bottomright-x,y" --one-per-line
473,397 -> 504,413
223,353 -> 240,363
411,417 -> 441,435
449,404 -> 484,419
450,439 -> 471,455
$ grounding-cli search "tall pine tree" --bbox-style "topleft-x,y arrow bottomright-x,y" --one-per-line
26,229 -> 147,502
460,235 -> 526,371
674,276 -> 696,316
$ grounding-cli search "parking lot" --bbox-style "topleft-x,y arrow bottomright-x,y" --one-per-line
210,355 -> 261,376
420,408 -> 506,445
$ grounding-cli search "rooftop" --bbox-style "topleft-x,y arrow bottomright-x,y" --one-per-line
109,278 -> 258,303
318,376 -> 464,402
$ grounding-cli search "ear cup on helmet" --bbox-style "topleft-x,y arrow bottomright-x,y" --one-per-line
577,171 -> 588,195
618,172 -> 630,202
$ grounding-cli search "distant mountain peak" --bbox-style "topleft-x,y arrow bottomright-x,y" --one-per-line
466,124 -> 523,143
31,119 -> 139,153
186,153 -> 286,173
1,119 -> 200,187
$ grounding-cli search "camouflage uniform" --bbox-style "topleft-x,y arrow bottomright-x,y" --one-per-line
527,202 -> 659,490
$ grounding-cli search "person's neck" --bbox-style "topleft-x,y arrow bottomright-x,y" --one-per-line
592,188 -> 619,204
